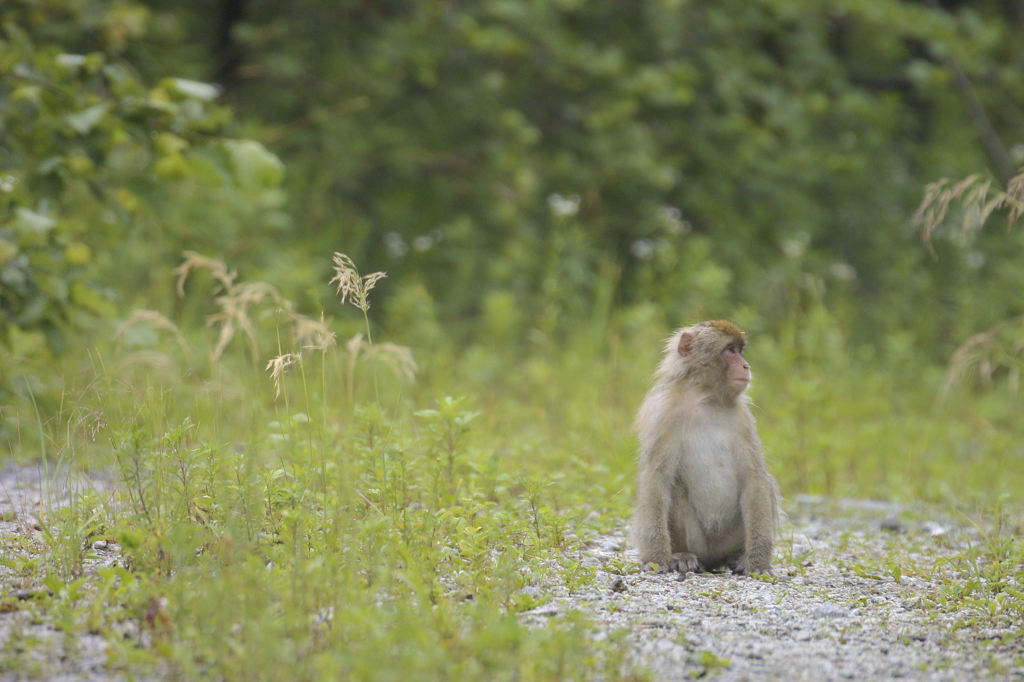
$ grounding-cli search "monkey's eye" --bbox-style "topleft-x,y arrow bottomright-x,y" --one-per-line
724,344 -> 745,357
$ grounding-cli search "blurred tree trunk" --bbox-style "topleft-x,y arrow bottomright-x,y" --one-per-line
214,0 -> 245,86
927,0 -> 1015,187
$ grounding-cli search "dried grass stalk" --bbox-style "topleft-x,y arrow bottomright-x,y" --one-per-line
330,252 -> 386,313
266,353 -> 301,398
914,170 -> 1024,257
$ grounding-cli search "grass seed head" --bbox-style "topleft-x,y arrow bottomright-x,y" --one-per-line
330,252 -> 386,312
266,352 -> 301,398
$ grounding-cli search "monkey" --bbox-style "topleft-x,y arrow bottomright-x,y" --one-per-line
631,320 -> 778,575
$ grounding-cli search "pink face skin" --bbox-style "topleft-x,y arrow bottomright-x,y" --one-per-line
724,343 -> 751,388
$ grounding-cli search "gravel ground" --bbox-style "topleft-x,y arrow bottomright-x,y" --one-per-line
1,463 -> 1021,680
523,496 -> 1023,680
0,463 -> 126,681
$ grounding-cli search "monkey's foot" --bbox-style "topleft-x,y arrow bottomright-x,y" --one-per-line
729,554 -> 771,576
642,552 -> 702,573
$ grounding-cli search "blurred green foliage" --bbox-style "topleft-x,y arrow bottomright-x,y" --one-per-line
130,0 -> 1024,347
4,0 -> 1023,354
2,0 -> 1022,487
1,253 -> 1020,678
1,0 -> 1021,478
3,2 -> 1023,677
1,1 -> 289,356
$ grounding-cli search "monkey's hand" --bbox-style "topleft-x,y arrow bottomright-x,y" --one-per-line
668,552 -> 702,573
644,552 -> 701,573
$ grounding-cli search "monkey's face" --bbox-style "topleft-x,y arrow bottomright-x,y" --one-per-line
722,342 -> 751,392
666,321 -> 752,401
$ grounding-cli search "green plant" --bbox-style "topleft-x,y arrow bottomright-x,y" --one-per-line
0,8 -> 288,358
914,170 -> 1024,398
415,396 -> 480,495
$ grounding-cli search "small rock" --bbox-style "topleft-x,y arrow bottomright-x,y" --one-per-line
880,516 -> 902,533
790,533 -> 813,556
813,603 -> 849,619
523,604 -> 559,617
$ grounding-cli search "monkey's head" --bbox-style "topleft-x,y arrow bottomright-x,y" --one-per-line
658,320 -> 751,401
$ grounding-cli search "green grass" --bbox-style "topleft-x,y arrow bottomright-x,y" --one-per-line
3,365 -> 635,679
0,255 -> 1021,679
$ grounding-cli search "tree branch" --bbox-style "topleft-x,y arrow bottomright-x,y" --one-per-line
926,1 -> 1015,187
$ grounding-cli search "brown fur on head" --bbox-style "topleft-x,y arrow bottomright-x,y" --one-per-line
655,320 -> 750,399
704,320 -> 746,343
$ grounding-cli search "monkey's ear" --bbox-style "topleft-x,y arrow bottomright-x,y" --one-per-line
677,332 -> 695,357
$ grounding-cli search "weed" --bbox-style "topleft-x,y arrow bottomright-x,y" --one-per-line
1,251 -> 1021,679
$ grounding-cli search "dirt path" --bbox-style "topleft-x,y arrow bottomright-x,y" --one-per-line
524,497 -> 1023,680
2,464 -> 1021,680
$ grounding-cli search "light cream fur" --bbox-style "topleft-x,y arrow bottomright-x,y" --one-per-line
632,323 -> 779,574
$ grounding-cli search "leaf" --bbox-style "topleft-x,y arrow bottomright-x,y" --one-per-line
154,132 -> 189,155
224,140 -> 285,190
0,264 -> 28,290
65,103 -> 111,134
56,54 -> 87,70
43,320 -> 66,355
71,282 -> 116,316
0,239 -> 19,263
37,157 -> 64,174
14,208 -> 56,244
11,85 -> 41,103
38,274 -> 69,301
14,296 -> 46,325
169,78 -> 220,101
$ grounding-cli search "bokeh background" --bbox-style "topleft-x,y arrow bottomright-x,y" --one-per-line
2,2 -> 1023,677
4,1 -> 1024,520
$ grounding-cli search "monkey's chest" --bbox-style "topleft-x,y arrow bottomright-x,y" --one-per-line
676,429 -> 744,529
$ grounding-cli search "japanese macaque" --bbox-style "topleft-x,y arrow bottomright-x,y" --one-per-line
631,320 -> 778,575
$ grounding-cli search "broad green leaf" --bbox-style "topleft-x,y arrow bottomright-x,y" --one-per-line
170,78 -> 220,101
65,103 -> 111,134
65,242 -> 92,265
14,208 -> 56,241
225,140 -> 285,190
71,282 -> 116,316
56,53 -> 87,70
0,239 -> 18,263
